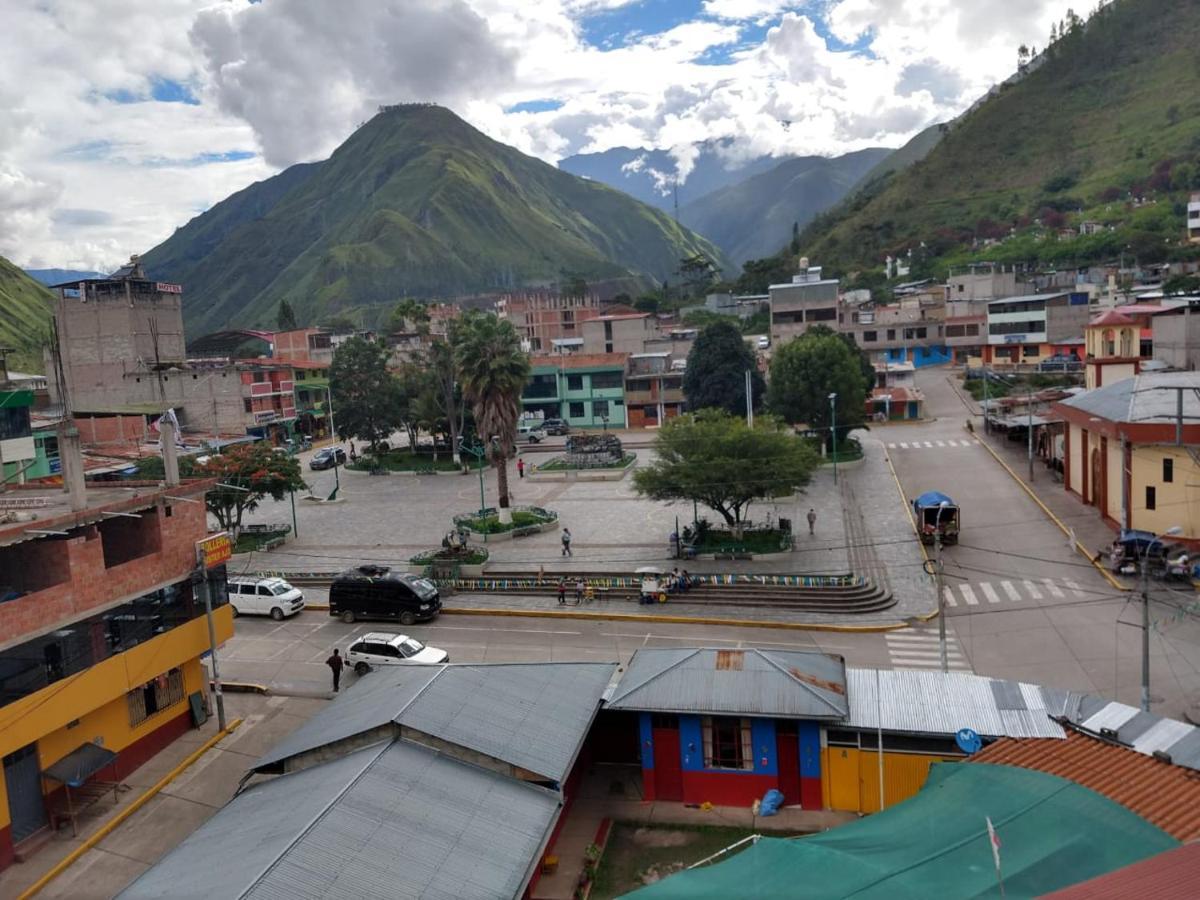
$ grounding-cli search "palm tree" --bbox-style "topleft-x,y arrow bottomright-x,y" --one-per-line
455,313 -> 530,519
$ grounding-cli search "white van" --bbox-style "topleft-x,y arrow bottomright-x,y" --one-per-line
518,422 -> 546,443
227,577 -> 305,620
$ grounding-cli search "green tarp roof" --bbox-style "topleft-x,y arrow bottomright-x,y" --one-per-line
624,763 -> 1178,900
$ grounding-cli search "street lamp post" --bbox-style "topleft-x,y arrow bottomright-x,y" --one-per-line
1140,526 -> 1182,712
934,500 -> 949,673
828,392 -> 838,485
1027,388 -> 1035,482
458,437 -> 489,524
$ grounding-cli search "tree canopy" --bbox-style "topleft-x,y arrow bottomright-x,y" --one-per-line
683,320 -> 765,416
196,443 -> 305,537
276,299 -> 298,331
330,336 -> 405,453
766,329 -> 869,443
633,410 -> 819,528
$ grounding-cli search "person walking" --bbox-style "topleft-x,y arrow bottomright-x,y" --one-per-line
807,508 -> 817,536
561,527 -> 573,557
517,457 -> 525,479
326,648 -> 344,693
557,578 -> 566,605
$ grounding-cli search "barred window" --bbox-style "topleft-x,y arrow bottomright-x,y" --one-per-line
701,716 -> 753,770
127,667 -> 186,727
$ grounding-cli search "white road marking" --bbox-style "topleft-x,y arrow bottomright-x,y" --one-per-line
1001,581 -> 1022,602
1063,578 -> 1086,597
935,441 -> 946,447
923,441 -> 934,448
959,584 -> 980,606
887,443 -> 897,449
943,586 -> 957,608
1023,579 -> 1044,600
980,582 -> 1002,604
900,442 -> 910,449
1043,578 -> 1065,598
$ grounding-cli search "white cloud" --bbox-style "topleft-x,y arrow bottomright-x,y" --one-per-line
0,0 -> 1077,270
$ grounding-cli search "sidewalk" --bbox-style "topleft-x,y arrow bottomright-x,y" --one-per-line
0,694 -> 323,900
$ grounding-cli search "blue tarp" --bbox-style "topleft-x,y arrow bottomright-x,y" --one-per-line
913,491 -> 955,509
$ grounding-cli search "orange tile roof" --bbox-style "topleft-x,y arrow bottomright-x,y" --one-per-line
972,731 -> 1200,841
1041,842 -> 1200,898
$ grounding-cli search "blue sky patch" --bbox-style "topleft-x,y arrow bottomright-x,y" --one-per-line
580,0 -> 707,50
506,99 -> 565,114
150,78 -> 200,105
187,150 -> 256,165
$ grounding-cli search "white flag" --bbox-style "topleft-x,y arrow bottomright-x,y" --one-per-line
986,816 -> 1002,871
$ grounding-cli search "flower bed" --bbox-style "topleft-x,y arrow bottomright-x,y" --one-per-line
537,453 -> 636,472
453,506 -> 559,538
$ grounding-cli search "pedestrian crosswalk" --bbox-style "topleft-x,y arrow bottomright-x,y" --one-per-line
939,576 -> 1092,608
886,628 -> 972,673
886,439 -> 976,450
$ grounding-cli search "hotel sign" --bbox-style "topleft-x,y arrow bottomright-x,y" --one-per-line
196,532 -> 232,569
156,282 -> 183,294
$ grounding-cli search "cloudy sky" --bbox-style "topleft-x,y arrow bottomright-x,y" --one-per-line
2,0 -> 1075,272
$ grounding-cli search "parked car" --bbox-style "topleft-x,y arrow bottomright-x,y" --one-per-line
518,423 -> 546,443
346,632 -> 449,675
328,565 -> 441,625
543,418 -> 570,436
310,447 -> 347,470
756,336 -> 771,350
227,577 -> 305,620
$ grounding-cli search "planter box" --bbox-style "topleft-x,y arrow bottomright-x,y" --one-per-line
462,519 -> 559,542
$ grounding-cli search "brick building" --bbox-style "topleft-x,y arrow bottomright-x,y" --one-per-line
497,292 -> 606,353
0,450 -> 232,867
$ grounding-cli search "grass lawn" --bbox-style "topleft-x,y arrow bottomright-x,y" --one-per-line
410,547 -> 488,566
458,508 -> 557,533
234,529 -> 289,553
347,450 -> 460,472
591,824 -> 778,900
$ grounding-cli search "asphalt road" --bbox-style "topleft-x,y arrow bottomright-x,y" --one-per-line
883,369 -> 1200,718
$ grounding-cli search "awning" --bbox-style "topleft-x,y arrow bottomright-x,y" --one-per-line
43,742 -> 118,787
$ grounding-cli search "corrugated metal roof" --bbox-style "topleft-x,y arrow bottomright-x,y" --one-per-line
1071,699 -> 1200,770
254,662 -> 615,781
399,663 -> 616,782
972,731 -> 1200,841
1041,843 -> 1200,899
120,741 -> 560,900
254,665 -> 441,771
119,742 -> 388,899
844,669 -> 1066,739
1058,371 -> 1200,424
606,649 -> 848,719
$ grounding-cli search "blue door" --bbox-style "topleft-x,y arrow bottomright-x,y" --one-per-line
3,743 -> 47,843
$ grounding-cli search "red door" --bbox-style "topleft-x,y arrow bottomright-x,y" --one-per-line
775,721 -> 801,806
652,719 -> 683,802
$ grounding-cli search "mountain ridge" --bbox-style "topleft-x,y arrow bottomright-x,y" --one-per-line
141,105 -> 727,333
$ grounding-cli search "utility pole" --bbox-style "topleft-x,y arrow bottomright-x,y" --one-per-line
744,369 -> 754,428
195,536 -> 230,731
829,393 -> 838,485
936,532 -> 948,673
982,363 -> 990,434
1141,554 -> 1151,713
1027,387 -> 1035,482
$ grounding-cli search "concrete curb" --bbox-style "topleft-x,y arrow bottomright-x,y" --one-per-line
883,449 -> 940,625
216,680 -> 270,694
296,602 -> 911,632
17,718 -> 244,900
968,428 -> 1128,593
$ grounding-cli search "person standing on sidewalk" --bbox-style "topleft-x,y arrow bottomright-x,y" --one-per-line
517,457 -> 525,479
326,648 -> 344,693
807,508 -> 817,535
561,527 -> 573,556
557,578 -> 566,605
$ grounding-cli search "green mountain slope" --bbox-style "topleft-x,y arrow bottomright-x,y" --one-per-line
850,124 -> 944,194
141,105 -> 727,333
679,148 -> 891,263
799,0 -> 1200,273
0,256 -> 54,372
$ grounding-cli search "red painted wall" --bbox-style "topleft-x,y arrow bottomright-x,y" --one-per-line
680,771 -> 778,807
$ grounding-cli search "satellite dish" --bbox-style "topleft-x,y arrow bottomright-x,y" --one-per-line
956,728 -> 983,754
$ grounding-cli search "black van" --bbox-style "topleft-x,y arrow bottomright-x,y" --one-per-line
328,565 -> 442,625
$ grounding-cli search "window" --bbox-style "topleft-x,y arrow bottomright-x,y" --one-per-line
945,325 -> 964,338
567,374 -> 584,391
863,330 -> 878,342
591,371 -> 623,390
593,400 -> 609,418
126,668 -> 185,727
966,323 -> 979,336
807,307 -> 837,322
1023,345 -> 1039,358
702,716 -> 753,770
253,371 -> 265,383
1146,485 -> 1156,510
1163,458 -> 1174,483
243,398 -> 253,413
887,329 -> 896,341
569,402 -> 585,418
0,406 -> 31,441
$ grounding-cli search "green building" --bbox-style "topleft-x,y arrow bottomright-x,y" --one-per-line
521,353 -> 629,429
0,387 -> 36,484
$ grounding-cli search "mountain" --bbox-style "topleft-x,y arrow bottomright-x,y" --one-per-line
850,124 -> 944,194
798,0 -> 1200,273
0,256 -> 54,372
559,143 -> 787,213
140,105 -> 727,333
25,268 -> 107,286
678,148 -> 892,264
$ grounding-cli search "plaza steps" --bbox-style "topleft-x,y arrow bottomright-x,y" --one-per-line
275,571 -> 895,615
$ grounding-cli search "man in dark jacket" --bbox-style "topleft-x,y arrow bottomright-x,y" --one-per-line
326,648 -> 344,692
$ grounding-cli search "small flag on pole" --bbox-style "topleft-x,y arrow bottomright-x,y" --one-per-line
986,816 -> 1005,897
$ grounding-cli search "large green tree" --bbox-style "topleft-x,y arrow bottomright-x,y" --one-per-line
454,312 -> 530,514
330,336 -> 405,454
196,443 -> 306,538
276,299 -> 298,331
683,320 -> 765,415
633,410 -> 819,529
421,326 -> 467,466
767,329 -> 869,446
